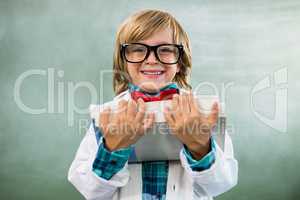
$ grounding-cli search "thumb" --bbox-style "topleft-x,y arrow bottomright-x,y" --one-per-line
99,107 -> 111,134
208,102 -> 219,125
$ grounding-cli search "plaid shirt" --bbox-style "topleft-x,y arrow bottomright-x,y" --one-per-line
92,120 -> 216,200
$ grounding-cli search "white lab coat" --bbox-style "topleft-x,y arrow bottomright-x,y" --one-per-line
68,89 -> 238,200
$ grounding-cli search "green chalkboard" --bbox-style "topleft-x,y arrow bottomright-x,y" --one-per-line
1,0 -> 300,199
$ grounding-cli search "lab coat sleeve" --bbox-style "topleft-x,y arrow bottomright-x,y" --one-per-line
179,132 -> 238,197
68,124 -> 130,200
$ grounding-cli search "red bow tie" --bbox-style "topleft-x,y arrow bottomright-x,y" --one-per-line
129,83 -> 179,102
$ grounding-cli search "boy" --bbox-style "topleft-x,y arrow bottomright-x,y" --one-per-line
68,9 -> 238,200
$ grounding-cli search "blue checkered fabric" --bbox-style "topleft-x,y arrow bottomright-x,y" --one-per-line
92,137 -> 133,180
142,161 -> 168,200
183,138 -> 216,171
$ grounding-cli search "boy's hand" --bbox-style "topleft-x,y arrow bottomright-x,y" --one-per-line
98,99 -> 155,151
163,93 -> 219,160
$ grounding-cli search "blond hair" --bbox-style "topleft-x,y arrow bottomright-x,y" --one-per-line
113,9 -> 192,95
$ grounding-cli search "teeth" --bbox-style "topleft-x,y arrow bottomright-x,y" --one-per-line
142,71 -> 163,75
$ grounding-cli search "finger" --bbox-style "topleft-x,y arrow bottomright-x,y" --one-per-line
208,102 -> 219,125
135,98 -> 146,122
117,100 -> 128,124
198,103 -> 206,118
142,112 -> 155,132
111,111 -> 119,125
163,106 -> 175,127
117,100 -> 128,115
127,99 -> 137,121
182,94 -> 190,114
172,94 -> 181,117
187,91 -> 194,113
99,107 -> 111,133
178,94 -> 184,112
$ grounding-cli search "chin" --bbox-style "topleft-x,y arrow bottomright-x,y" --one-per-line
138,81 -> 168,92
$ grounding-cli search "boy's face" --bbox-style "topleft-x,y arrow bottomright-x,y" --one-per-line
126,28 -> 180,92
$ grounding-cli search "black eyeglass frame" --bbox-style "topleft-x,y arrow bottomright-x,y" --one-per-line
120,43 -> 184,65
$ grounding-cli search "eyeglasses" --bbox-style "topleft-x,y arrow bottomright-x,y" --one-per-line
121,43 -> 183,64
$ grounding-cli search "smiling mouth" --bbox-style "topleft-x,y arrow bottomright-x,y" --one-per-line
140,70 -> 165,77
141,71 -> 164,75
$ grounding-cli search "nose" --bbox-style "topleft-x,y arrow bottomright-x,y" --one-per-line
145,51 -> 159,64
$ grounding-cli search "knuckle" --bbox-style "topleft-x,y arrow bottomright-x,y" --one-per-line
191,114 -> 199,120
173,124 -> 181,132
138,109 -> 145,115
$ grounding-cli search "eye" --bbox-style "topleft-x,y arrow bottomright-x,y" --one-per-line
159,46 -> 176,54
126,44 -> 147,53
132,47 -> 146,53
